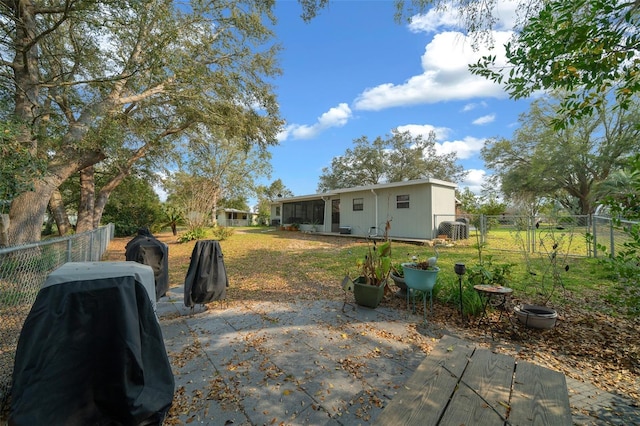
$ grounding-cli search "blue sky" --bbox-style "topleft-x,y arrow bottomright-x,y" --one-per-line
257,0 -> 533,201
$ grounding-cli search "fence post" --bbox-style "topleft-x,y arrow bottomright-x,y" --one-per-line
591,216 -> 597,258
66,238 -> 73,263
609,219 -> 615,257
529,216 -> 535,253
89,231 -> 95,261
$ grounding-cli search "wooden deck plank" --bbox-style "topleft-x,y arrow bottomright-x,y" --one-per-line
375,335 -> 571,426
439,348 -> 515,426
374,335 -> 475,426
509,361 -> 572,425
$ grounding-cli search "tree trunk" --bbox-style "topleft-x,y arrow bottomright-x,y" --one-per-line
0,214 -> 9,247
7,177 -> 60,245
76,167 -> 96,233
48,189 -> 72,236
92,166 -> 133,229
8,151 -> 105,245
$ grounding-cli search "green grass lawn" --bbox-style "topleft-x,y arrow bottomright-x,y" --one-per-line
203,226 -> 627,317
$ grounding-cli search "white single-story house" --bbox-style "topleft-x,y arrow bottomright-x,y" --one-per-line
216,208 -> 258,227
270,178 -> 458,240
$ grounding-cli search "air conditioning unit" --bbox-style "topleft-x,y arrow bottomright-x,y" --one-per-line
339,226 -> 352,235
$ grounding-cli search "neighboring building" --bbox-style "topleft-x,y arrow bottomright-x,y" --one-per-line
216,208 -> 257,227
270,178 -> 457,240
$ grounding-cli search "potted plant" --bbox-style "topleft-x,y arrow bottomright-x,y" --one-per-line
352,220 -> 392,308
390,263 -> 407,297
402,257 -> 440,316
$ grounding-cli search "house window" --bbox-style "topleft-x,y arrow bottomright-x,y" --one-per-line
353,198 -> 364,211
397,195 -> 410,209
275,206 -> 281,216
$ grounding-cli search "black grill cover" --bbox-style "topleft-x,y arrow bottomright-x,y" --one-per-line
184,240 -> 228,307
9,276 -> 175,426
125,228 -> 169,300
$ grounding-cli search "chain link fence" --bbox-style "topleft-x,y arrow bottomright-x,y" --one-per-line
0,224 -> 114,412
590,215 -> 638,258
434,214 -> 636,258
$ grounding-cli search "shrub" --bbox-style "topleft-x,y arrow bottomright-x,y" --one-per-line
177,228 -> 206,243
211,226 -> 234,241
435,275 -> 484,317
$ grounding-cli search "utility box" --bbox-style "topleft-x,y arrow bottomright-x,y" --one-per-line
339,226 -> 352,235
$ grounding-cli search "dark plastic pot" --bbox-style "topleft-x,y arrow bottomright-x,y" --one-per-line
353,277 -> 385,308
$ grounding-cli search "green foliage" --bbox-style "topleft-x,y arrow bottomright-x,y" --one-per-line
435,275 -> 484,318
158,205 -> 185,236
482,96 -> 639,215
255,179 -> 294,224
3,0 -> 308,244
592,154 -> 640,315
356,239 -> 392,287
0,120 -> 46,213
318,129 -> 465,191
466,255 -> 514,288
512,221 -> 573,305
211,226 -> 234,241
177,228 -> 207,243
391,262 -> 405,278
469,0 -> 640,128
101,175 -> 164,237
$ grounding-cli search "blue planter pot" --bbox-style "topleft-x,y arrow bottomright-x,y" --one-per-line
402,263 -> 440,318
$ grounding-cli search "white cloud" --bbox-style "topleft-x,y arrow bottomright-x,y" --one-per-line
437,136 -> 486,160
353,30 -> 512,111
462,101 -> 488,112
459,169 -> 488,194
395,123 -> 450,140
282,103 -> 352,141
408,8 -> 460,33
472,114 -> 496,125
408,1 -> 520,34
396,123 -> 486,160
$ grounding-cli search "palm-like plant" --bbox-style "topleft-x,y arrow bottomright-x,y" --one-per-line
161,206 -> 185,236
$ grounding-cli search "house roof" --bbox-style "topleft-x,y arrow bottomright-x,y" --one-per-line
272,178 -> 457,204
219,208 -> 256,215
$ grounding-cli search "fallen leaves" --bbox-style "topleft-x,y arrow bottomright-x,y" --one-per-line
104,231 -> 640,424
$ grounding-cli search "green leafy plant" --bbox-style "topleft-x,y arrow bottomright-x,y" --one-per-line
391,262 -> 404,278
177,227 -> 206,243
211,226 -> 234,241
356,239 -> 392,287
160,206 -> 185,236
435,276 -> 484,318
354,219 -> 393,288
467,255 -> 514,288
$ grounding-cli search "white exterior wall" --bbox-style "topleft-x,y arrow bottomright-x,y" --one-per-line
270,204 -> 281,225
217,210 -> 256,227
430,183 -> 457,238
338,190 -> 378,236
383,183 -> 431,239
269,179 -> 457,239
337,183 -> 453,239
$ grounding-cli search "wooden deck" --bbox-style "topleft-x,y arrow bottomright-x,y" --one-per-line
375,335 -> 572,426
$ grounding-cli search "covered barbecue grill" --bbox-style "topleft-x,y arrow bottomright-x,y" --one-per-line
9,262 -> 174,425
